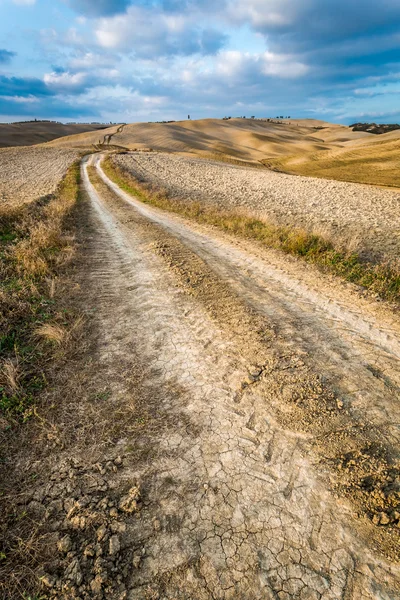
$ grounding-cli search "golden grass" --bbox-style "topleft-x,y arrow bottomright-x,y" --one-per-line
262,135 -> 400,187
102,156 -> 400,304
34,323 -> 67,345
0,161 -> 81,421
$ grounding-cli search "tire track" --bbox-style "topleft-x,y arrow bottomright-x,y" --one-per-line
79,155 -> 400,597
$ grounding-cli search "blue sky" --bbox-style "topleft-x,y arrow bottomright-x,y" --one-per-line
0,0 -> 399,124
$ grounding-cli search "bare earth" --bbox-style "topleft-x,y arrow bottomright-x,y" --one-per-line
2,150 -> 400,598
113,152 -> 400,261
0,122 -> 110,148
0,146 -> 79,206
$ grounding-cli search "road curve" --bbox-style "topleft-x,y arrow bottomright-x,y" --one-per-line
80,153 -> 400,599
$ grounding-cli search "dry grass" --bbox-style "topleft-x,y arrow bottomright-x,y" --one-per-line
34,323 -> 67,345
262,134 -> 400,187
103,156 -> 400,304
0,161 -> 84,599
0,161 -> 81,421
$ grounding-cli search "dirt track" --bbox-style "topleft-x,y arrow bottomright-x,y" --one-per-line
61,153 -> 400,598
113,152 -> 400,261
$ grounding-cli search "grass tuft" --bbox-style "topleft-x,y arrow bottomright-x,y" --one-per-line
34,323 -> 67,345
103,156 -> 400,304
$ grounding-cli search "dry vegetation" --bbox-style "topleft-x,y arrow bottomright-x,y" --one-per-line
0,161 -> 85,597
104,155 -> 400,303
0,161 -> 81,421
262,130 -> 400,187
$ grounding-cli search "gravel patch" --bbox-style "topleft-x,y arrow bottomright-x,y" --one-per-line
113,152 -> 400,261
0,147 -> 79,207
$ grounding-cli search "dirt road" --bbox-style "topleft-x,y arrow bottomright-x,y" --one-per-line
77,152 -> 400,600
70,152 -> 400,598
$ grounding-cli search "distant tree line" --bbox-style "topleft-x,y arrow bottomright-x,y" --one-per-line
350,122 -> 400,135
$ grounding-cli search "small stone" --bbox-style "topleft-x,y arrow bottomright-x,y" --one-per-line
97,525 -> 108,542
132,555 -> 141,569
243,374 -> 256,386
57,535 -> 72,553
109,508 -> 118,518
83,544 -> 95,557
380,512 -> 391,525
97,498 -> 109,510
70,516 -> 81,529
110,521 -> 126,533
109,535 -> 121,556
119,486 -> 140,513
41,573 -> 56,588
336,399 -> 344,410
153,518 -> 161,532
372,513 -> 381,525
90,575 -> 103,594
65,558 -> 83,585
94,557 -> 107,573
114,456 -> 123,466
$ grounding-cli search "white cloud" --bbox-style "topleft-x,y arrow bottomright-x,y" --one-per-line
2,95 -> 39,103
95,6 -> 181,51
94,4 -> 226,56
261,51 -> 309,78
68,52 -> 117,70
44,70 -> 87,90
228,0 -> 294,30
214,50 -> 309,80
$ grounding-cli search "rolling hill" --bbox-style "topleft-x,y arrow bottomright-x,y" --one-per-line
45,116 -> 399,187
0,121 -> 111,148
262,128 -> 400,187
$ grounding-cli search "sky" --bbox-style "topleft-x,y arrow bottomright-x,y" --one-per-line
0,0 -> 399,124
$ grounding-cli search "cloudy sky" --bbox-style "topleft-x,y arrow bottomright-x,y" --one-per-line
0,0 -> 399,124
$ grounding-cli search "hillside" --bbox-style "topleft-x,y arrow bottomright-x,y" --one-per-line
45,117 -> 399,187
0,121 -> 110,147
47,117 -> 370,162
262,129 -> 400,187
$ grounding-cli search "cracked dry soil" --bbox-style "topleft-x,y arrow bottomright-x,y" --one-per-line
9,152 -> 400,599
